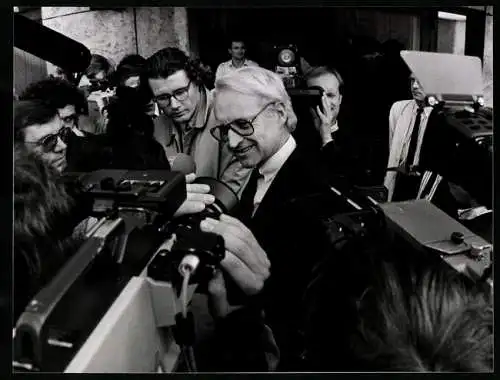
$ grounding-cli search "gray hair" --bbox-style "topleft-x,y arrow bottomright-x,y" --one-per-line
214,66 -> 297,132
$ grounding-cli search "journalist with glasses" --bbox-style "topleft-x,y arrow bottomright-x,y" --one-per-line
199,67 -> 334,371
146,47 -> 251,196
14,100 -> 69,173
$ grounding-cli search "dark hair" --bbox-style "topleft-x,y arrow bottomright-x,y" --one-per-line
352,263 -> 493,372
228,36 -> 246,48
20,77 -> 87,114
114,54 -> 147,86
305,66 -> 345,96
14,100 -> 59,142
14,144 -> 80,319
145,47 -> 214,88
86,54 -> 113,78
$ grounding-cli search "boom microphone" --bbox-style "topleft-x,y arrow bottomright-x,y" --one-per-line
14,13 -> 91,74
168,153 -> 196,175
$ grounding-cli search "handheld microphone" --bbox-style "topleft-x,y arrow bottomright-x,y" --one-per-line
168,153 -> 196,175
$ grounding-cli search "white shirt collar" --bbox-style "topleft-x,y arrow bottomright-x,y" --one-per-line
259,135 -> 297,182
71,126 -> 85,137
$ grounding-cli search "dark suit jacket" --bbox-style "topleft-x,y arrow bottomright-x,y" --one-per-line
234,145 -> 338,370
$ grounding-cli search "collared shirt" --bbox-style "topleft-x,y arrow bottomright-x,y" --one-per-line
398,103 -> 432,168
71,126 -> 85,137
253,135 -> 297,214
384,99 -> 433,201
215,59 -> 259,80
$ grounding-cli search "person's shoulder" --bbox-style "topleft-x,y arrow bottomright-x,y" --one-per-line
217,60 -> 231,69
246,59 -> 259,67
391,99 -> 414,112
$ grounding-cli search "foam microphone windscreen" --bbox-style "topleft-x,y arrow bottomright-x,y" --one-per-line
168,153 -> 196,175
14,13 -> 91,73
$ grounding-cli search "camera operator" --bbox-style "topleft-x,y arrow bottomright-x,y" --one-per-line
145,47 -> 251,196
383,73 -> 458,216
206,66 -> 334,370
302,66 -> 374,186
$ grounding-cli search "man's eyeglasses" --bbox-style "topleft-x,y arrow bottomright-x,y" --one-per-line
154,80 -> 192,106
210,102 -> 275,143
25,127 -> 70,153
60,113 -> 78,126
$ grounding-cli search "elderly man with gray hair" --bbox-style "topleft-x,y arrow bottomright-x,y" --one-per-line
200,66 -> 334,371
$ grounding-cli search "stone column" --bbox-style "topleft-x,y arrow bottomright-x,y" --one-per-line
482,6 -> 493,107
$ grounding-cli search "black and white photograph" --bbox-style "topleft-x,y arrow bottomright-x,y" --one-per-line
12,5 -> 493,373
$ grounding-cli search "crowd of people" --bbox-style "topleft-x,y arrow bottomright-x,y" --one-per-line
12,34 -> 493,372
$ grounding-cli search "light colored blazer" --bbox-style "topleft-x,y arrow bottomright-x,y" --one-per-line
384,99 -> 433,201
153,87 -> 251,197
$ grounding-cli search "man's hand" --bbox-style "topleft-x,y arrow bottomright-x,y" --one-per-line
174,173 -> 215,217
310,94 -> 338,146
200,214 -> 270,295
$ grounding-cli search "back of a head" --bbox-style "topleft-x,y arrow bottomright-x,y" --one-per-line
14,100 -> 58,143
214,66 -> 297,132
353,263 -> 493,372
114,54 -> 147,85
19,77 -> 86,113
14,144 -> 79,320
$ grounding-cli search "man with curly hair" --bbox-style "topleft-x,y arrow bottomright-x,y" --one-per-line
146,47 -> 251,195
20,77 -> 90,137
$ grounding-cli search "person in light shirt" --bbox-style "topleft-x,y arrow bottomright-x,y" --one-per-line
215,38 -> 259,81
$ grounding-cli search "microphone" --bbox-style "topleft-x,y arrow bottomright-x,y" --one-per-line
168,153 -> 196,175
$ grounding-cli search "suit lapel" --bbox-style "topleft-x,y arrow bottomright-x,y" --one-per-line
252,149 -> 301,222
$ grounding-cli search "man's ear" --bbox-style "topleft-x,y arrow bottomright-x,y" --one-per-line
273,102 -> 287,124
338,94 -> 343,106
228,48 -> 232,56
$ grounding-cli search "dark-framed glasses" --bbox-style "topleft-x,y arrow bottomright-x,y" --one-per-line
154,80 -> 192,106
60,113 -> 79,126
210,102 -> 275,143
25,127 -> 70,153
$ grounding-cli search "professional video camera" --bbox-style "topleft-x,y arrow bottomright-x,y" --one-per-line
13,168 -> 240,373
400,51 -> 493,210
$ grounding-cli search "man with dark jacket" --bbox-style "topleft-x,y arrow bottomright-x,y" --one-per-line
202,66 -> 337,370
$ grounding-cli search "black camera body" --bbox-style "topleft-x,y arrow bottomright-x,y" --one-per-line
148,177 -> 240,295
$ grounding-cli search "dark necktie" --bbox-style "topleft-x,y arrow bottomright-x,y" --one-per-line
405,107 -> 424,171
238,168 -> 261,223
393,107 -> 424,201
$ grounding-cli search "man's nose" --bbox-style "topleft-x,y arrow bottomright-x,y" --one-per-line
170,96 -> 182,109
228,129 -> 243,149
56,136 -> 67,152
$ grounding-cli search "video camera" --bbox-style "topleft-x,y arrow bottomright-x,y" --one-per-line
13,169 -> 239,373
400,51 -> 493,209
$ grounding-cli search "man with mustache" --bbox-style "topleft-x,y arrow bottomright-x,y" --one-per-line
146,47 -> 251,196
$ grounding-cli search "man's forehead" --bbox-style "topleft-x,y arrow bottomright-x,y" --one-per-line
215,92 -> 262,122
307,72 -> 340,90
24,116 -> 62,139
149,70 -> 189,93
58,104 -> 76,117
